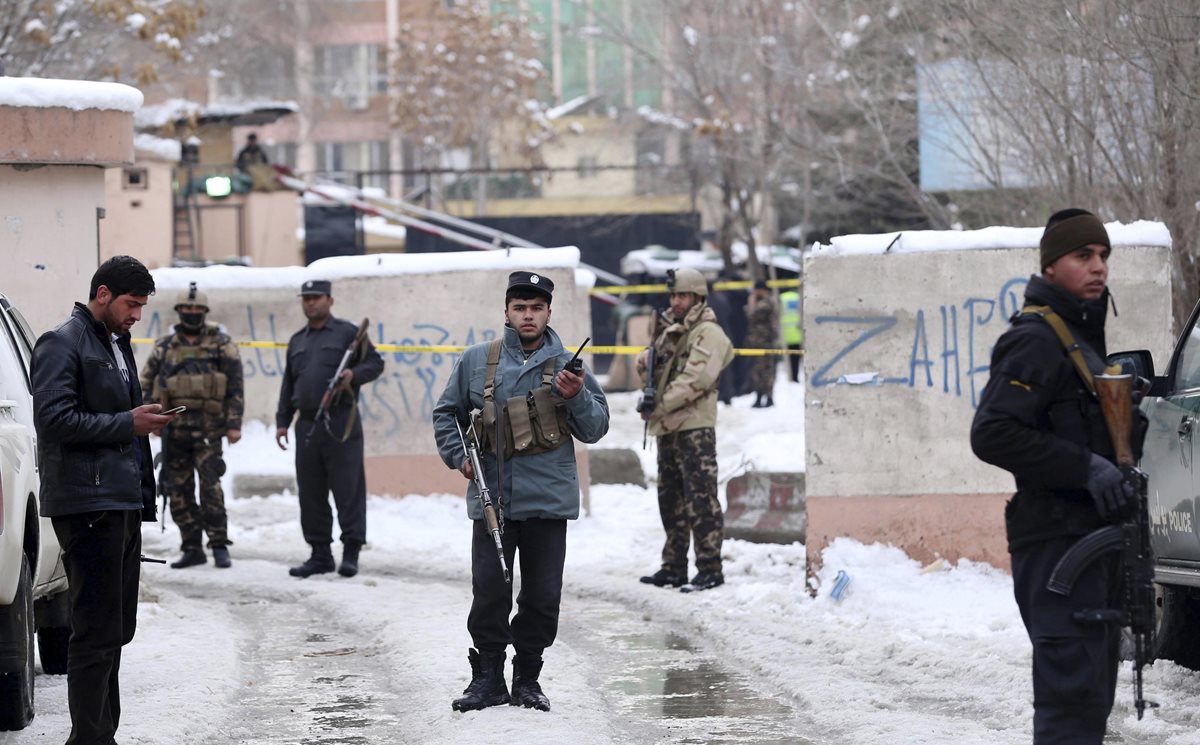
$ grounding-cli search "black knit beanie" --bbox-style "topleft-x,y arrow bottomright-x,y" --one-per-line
1039,210 -> 1111,270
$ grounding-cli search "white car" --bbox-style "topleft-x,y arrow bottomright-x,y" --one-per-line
0,293 -> 69,731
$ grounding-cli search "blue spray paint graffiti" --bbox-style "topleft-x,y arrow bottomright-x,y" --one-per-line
810,276 -> 1029,408
140,306 -> 498,437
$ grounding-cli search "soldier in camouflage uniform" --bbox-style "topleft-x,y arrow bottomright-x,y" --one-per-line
141,283 -> 244,569
744,279 -> 779,407
637,268 -> 735,592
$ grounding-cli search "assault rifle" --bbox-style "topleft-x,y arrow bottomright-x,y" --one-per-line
1046,367 -> 1157,719
154,448 -> 168,533
635,347 -> 656,449
454,417 -> 511,584
310,318 -> 370,441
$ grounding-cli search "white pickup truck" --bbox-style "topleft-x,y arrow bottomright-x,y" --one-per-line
0,294 -> 70,731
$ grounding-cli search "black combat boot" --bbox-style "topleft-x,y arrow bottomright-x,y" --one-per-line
212,546 -> 232,569
170,547 -> 206,569
752,393 -> 763,408
639,569 -> 685,588
338,544 -> 360,578
763,395 -> 774,408
682,570 -> 725,593
510,654 -> 551,711
451,649 -> 511,712
289,545 -> 335,578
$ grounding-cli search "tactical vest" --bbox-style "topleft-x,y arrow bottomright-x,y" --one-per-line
473,340 -> 572,460
152,330 -> 229,419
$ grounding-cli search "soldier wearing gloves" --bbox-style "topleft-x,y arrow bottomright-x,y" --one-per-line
971,208 -> 1145,744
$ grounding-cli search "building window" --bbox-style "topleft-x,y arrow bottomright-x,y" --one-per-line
315,44 -> 388,109
122,167 -> 149,190
315,140 -> 390,189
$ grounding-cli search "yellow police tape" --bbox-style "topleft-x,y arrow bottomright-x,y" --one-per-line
590,278 -> 801,295
130,339 -> 804,357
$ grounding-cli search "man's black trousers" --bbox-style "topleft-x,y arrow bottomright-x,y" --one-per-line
52,509 -> 141,745
468,517 -> 566,656
295,420 -> 367,548
1011,535 -> 1121,745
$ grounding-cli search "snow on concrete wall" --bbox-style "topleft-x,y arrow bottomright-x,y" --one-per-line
136,258 -> 593,460
802,228 -> 1173,566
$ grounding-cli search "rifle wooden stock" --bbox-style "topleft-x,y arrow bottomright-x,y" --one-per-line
1095,368 -> 1134,466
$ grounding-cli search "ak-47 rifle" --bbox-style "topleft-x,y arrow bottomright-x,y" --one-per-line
454,417 -> 511,584
310,318 -> 370,442
635,347 -> 656,449
1046,367 -> 1157,719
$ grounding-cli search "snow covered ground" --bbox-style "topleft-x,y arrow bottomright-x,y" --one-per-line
5,375 -> 1200,745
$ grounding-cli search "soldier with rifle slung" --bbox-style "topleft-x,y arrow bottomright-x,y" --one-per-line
141,282 -> 244,569
432,271 -> 609,713
971,209 -> 1151,743
275,279 -> 384,578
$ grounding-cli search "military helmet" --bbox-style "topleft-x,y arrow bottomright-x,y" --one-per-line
666,267 -> 708,297
174,281 -> 209,311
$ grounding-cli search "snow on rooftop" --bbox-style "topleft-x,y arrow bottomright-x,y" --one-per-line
150,247 -> 585,290
133,133 -> 182,162
814,220 -> 1172,257
133,97 -> 298,129
0,76 -> 143,112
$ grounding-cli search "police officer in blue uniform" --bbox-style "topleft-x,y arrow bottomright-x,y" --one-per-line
276,279 -> 384,578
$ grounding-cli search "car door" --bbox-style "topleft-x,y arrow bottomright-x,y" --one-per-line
1142,304 -> 1200,567
0,295 -> 65,590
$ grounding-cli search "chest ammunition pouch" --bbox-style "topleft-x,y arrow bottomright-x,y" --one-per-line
473,340 -> 571,460
154,334 -> 228,418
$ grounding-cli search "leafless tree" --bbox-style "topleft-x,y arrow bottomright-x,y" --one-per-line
1,0 -> 203,85
907,0 -> 1200,328
391,2 -> 549,183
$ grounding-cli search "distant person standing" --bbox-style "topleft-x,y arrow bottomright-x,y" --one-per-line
140,282 -> 244,570
744,280 -> 779,407
637,267 -> 734,592
276,280 -> 384,578
32,256 -> 175,745
235,132 -> 269,172
779,287 -> 802,383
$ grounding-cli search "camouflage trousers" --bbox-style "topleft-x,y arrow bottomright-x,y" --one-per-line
656,427 -> 723,575
749,356 -> 777,396
162,435 -> 229,550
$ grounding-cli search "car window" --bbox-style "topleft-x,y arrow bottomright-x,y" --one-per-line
0,318 -> 35,433
1174,321 -> 1200,392
0,301 -> 31,394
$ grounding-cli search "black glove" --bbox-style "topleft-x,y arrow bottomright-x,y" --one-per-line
1086,453 -> 1132,518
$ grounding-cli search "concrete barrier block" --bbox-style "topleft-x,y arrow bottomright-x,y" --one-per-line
725,471 -> 806,544
588,448 -> 646,488
233,472 -> 297,499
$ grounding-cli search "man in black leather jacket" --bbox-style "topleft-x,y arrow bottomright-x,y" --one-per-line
971,209 -> 1134,744
32,256 -> 176,745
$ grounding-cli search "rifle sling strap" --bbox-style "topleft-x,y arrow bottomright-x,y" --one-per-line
1020,304 -> 1096,397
